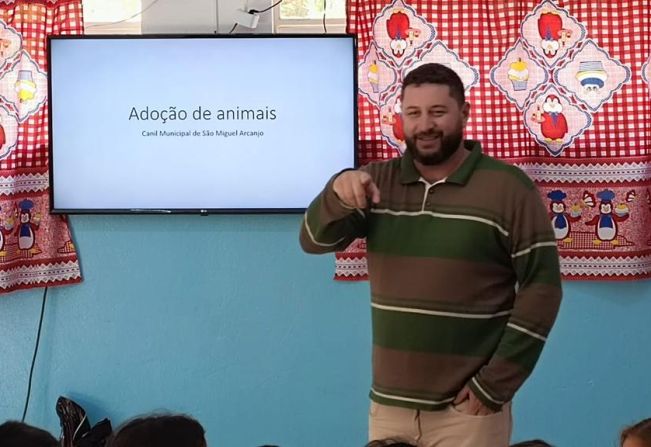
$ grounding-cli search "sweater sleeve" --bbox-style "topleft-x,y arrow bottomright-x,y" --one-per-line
469,185 -> 562,411
299,171 -> 368,254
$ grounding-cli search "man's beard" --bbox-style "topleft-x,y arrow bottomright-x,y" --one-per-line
405,127 -> 463,166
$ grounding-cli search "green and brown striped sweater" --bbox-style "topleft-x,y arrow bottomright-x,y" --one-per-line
300,140 -> 562,412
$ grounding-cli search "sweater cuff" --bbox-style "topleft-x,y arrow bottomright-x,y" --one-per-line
468,376 -> 506,412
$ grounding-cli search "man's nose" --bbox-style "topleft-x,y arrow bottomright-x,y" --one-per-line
415,116 -> 436,132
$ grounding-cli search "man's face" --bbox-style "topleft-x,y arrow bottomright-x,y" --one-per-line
401,83 -> 469,166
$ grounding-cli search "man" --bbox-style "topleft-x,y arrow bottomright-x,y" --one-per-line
300,63 -> 562,447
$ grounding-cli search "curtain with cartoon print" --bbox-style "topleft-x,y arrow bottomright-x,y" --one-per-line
337,0 -> 651,281
0,0 -> 81,293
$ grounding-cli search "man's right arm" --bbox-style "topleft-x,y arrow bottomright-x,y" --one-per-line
299,169 -> 379,254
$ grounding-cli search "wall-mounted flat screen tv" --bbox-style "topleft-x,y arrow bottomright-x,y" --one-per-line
48,34 -> 357,214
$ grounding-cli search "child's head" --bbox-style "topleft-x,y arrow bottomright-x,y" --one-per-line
510,441 -> 554,447
366,440 -> 418,447
621,418 -> 651,447
0,421 -> 58,447
107,414 -> 206,447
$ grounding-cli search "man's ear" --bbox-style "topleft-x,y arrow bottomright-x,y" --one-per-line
461,101 -> 470,128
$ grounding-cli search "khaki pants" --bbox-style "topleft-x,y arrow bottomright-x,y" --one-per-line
369,400 -> 512,447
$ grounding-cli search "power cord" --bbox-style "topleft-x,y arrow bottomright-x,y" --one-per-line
21,287 -> 49,422
85,0 -> 163,29
249,0 -> 283,15
323,0 -> 327,33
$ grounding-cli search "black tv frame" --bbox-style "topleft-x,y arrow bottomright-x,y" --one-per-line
47,33 -> 359,215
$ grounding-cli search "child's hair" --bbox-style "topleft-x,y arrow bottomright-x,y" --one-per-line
0,421 -> 58,447
510,440 -> 554,447
621,418 -> 651,446
366,440 -> 418,447
107,414 -> 206,447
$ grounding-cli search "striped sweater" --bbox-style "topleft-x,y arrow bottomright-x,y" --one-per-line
300,140 -> 562,412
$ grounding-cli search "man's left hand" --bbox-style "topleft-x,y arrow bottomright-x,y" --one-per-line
453,385 -> 496,416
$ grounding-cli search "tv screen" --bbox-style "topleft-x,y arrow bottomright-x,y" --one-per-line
47,34 -> 357,214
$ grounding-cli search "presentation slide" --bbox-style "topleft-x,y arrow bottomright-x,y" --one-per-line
49,36 -> 356,212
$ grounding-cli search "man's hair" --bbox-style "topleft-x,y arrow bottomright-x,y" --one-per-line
366,440 -> 418,447
107,414 -> 206,447
510,440 -> 554,447
0,421 -> 58,447
621,418 -> 651,446
401,63 -> 466,106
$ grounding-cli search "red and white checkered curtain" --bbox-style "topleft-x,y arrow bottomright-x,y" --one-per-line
0,0 -> 82,293
339,0 -> 651,281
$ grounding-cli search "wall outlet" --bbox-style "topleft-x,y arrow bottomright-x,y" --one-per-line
233,8 -> 260,29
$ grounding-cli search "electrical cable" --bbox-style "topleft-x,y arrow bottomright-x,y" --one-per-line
249,0 -> 283,14
85,0 -> 163,29
21,287 -> 49,422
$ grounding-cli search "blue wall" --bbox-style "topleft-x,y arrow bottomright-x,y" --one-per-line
0,214 -> 650,447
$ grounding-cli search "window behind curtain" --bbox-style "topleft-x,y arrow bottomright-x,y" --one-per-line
275,0 -> 346,33
83,0 -> 142,34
